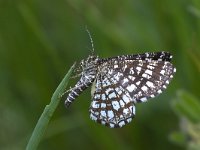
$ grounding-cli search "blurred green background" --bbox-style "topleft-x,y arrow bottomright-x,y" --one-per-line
1,0 -> 200,150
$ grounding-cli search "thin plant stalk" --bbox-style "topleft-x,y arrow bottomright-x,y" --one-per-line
26,63 -> 75,150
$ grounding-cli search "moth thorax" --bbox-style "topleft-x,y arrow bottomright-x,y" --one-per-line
82,56 -> 99,75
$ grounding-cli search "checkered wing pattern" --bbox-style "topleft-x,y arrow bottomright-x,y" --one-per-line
89,52 -> 176,128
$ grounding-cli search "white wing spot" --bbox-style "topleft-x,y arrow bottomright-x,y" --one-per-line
115,87 -> 122,95
122,78 -> 129,85
122,95 -> 130,103
145,53 -> 149,57
146,81 -> 154,88
114,74 -> 120,81
127,118 -> 132,123
114,64 -> 118,68
123,108 -> 129,114
132,105 -> 136,114
150,94 -> 155,98
142,73 -> 148,78
101,94 -> 106,100
92,102 -> 99,108
94,94 -> 101,99
101,110 -> 107,117
108,110 -> 114,119
108,92 -> 116,99
140,97 -> 147,102
136,81 -> 141,85
112,101 -> 120,111
90,113 -> 97,121
147,65 -> 154,70
101,120 -> 106,125
109,123 -> 115,128
174,68 -> 176,72
101,103 -> 106,108
128,75 -> 135,81
104,81 -> 111,87
119,121 -> 125,127
160,70 -> 165,75
136,66 -> 142,74
119,100 -> 125,107
105,88 -> 113,95
129,69 -> 134,74
141,86 -> 148,92
124,64 -> 128,69
145,69 -> 153,75
127,84 -> 137,92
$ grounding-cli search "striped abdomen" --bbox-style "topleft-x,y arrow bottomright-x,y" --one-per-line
65,55 -> 99,107
65,74 -> 95,107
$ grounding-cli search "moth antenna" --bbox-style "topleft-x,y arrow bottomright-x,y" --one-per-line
85,26 -> 95,55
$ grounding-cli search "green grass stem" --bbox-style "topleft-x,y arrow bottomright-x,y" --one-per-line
26,63 -> 75,150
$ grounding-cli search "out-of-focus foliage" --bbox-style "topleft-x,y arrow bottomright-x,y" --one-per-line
0,0 -> 200,150
171,90 -> 200,150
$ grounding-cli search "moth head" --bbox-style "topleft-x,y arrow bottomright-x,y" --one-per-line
80,55 -> 98,70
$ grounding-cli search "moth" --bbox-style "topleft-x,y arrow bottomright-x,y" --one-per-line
65,50 -> 176,128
